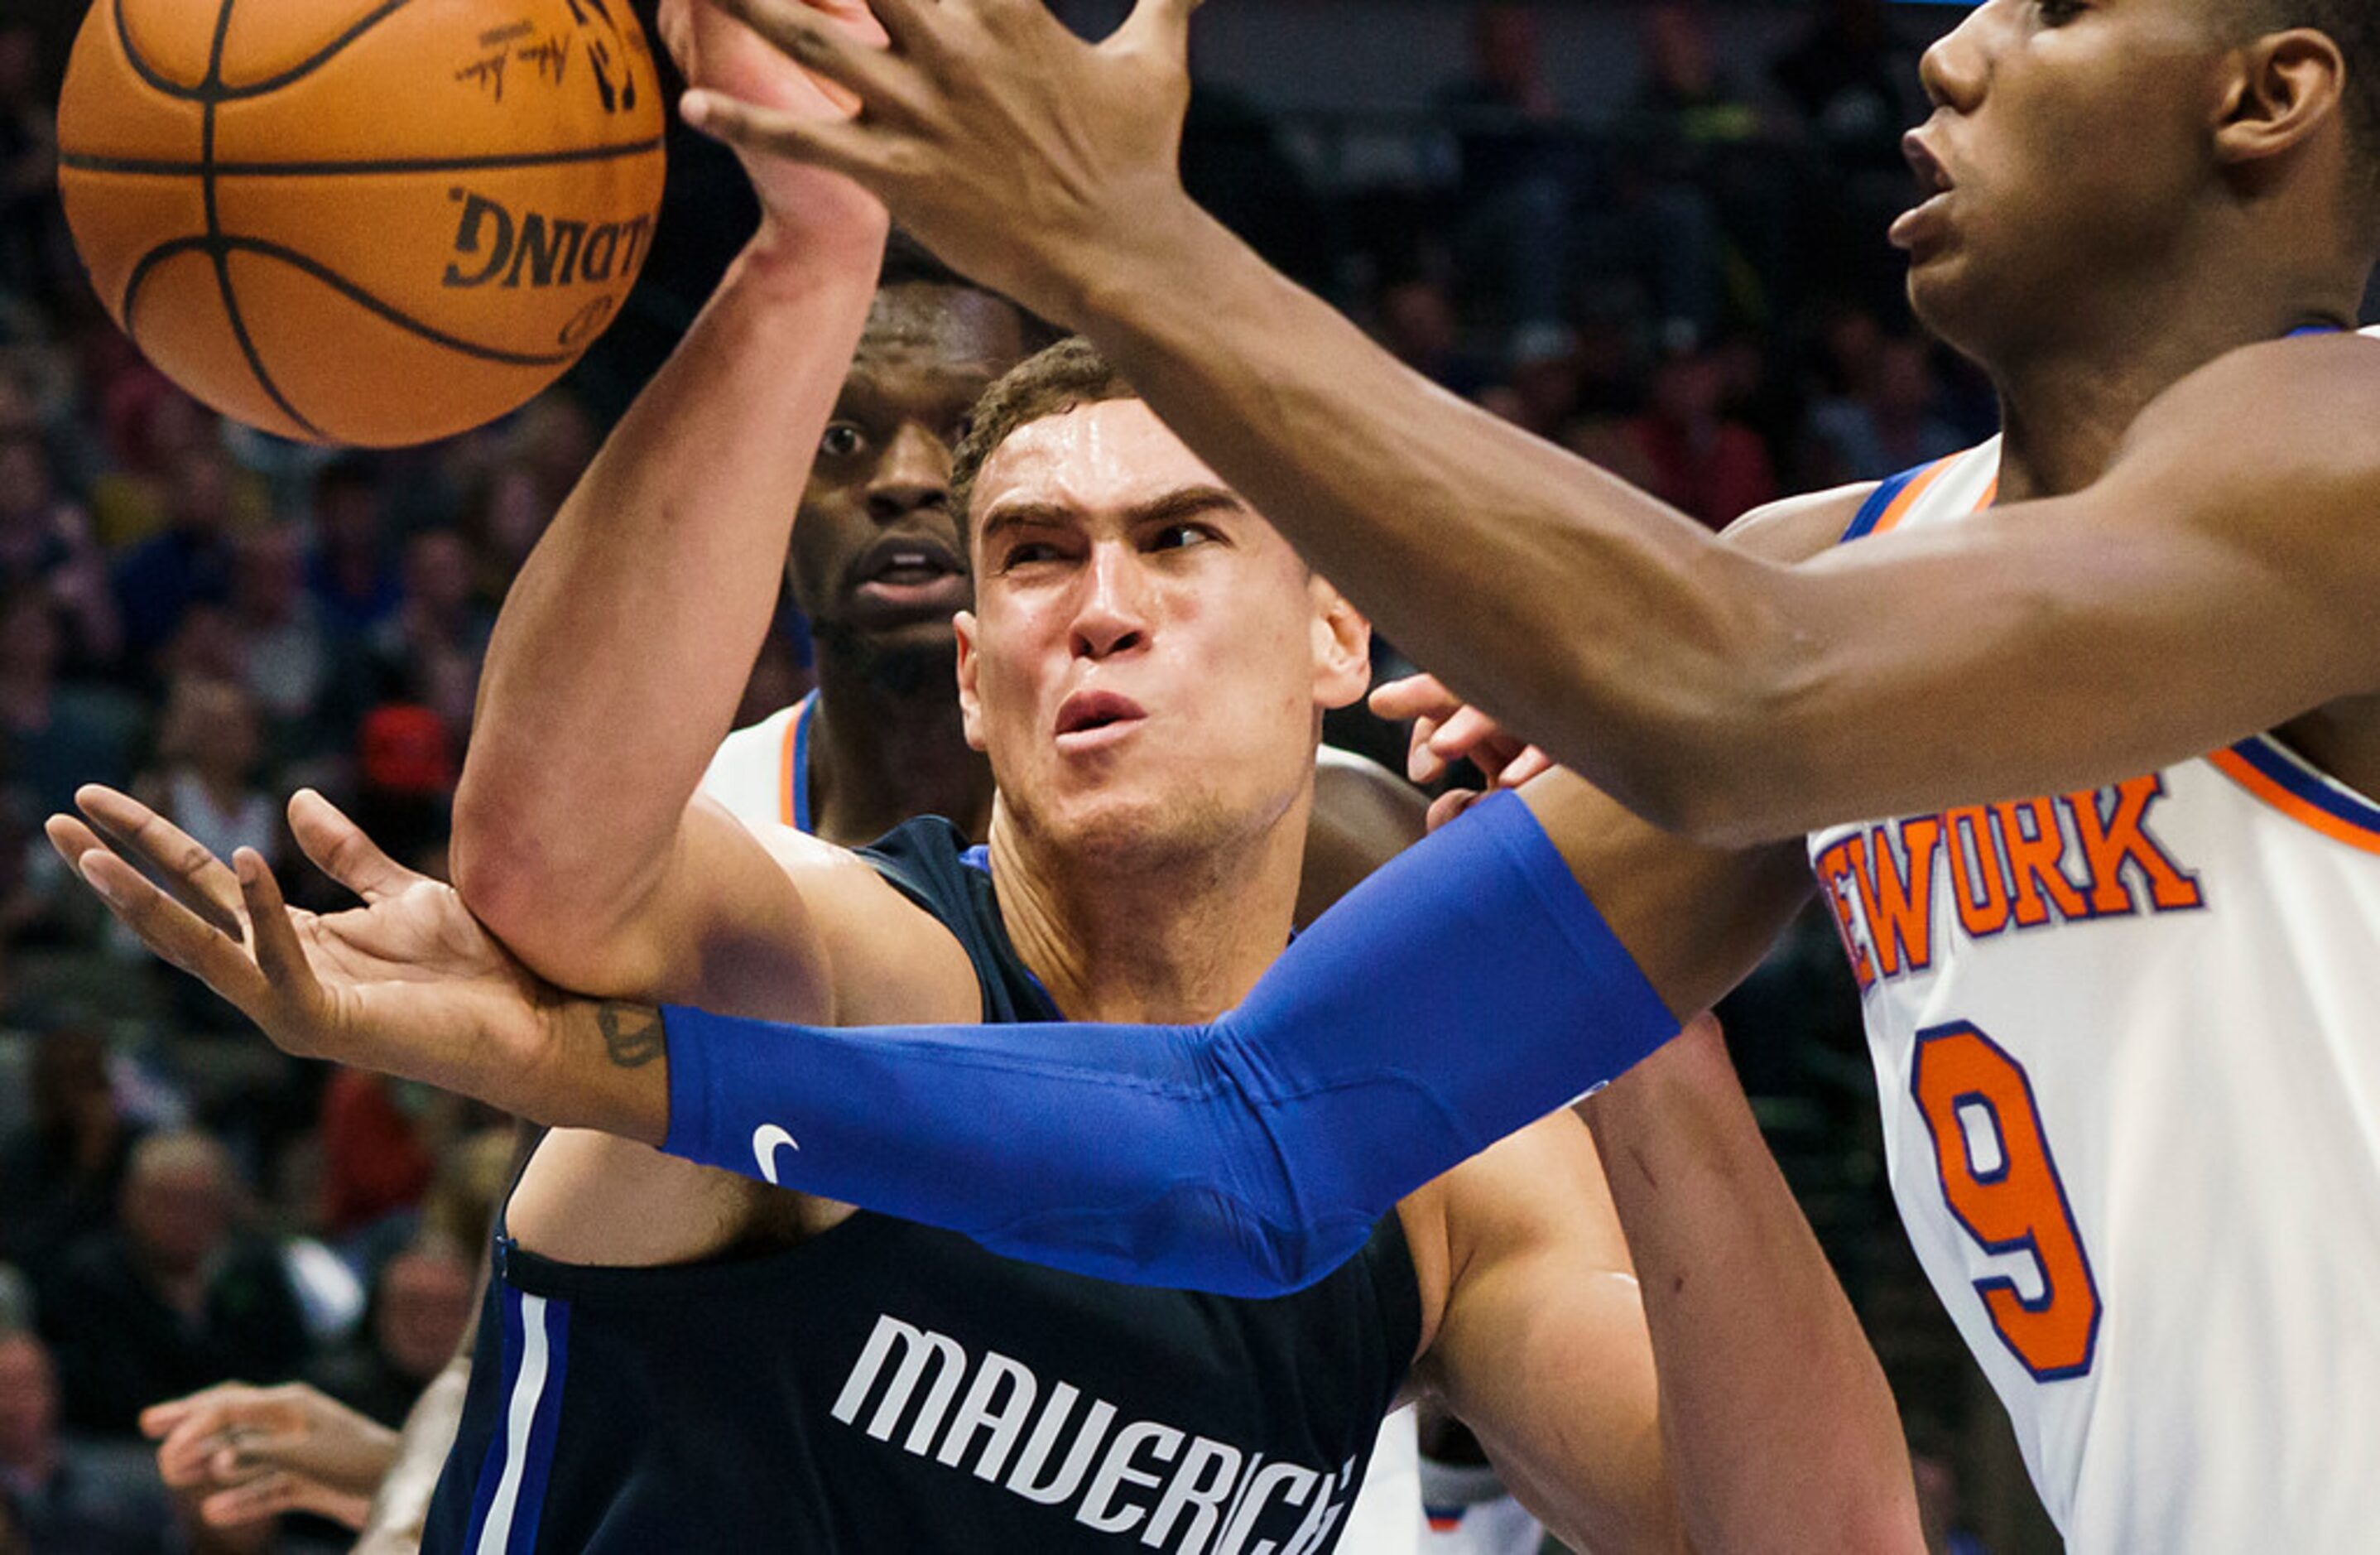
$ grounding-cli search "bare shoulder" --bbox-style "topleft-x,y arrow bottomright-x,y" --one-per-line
695,797 -> 978,1027
1396,1109 -> 1626,1362
1433,1108 -> 1624,1263
2119,331 -> 2380,492
1723,481 -> 1878,565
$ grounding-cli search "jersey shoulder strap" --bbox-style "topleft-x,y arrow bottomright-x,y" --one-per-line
1841,455 -> 1956,543
858,818 -> 1058,1024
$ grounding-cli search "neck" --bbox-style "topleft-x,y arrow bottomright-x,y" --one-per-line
988,789 -> 1311,1023
1978,235 -> 2361,500
806,645 -> 996,847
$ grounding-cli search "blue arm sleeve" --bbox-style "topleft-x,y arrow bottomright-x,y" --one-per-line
661,792 -> 1676,1297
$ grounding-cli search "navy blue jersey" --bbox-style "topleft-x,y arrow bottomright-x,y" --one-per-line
424,820 -> 1421,1553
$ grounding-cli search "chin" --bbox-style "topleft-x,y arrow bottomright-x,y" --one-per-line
1031,782 -> 1243,876
820,620 -> 961,691
1906,256 -> 1990,363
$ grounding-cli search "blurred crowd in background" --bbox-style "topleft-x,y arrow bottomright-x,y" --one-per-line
0,2 -> 2062,1550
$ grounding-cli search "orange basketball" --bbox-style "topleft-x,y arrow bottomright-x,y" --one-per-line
57,0 -> 667,447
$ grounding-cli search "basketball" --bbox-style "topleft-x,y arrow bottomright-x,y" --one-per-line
55,0 -> 667,448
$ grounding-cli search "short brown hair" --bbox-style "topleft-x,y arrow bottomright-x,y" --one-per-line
950,337 -> 1137,542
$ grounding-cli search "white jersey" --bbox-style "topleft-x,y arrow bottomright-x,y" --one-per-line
1808,419 -> 2380,1551
700,703 -> 1429,1551
700,696 -> 813,833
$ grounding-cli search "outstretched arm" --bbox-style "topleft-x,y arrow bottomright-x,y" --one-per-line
452,0 -> 887,999
48,504 -> 1834,1298
679,0 -> 2380,844
54,776 -> 1698,1295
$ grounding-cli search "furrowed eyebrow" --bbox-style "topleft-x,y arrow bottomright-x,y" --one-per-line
976,486 -> 1248,547
1124,486 -> 1248,527
975,502 -> 1075,549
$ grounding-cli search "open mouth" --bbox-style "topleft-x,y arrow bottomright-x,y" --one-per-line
1890,131 -> 1958,253
848,532 -> 967,612
1055,689 -> 1147,745
1902,132 -> 1954,200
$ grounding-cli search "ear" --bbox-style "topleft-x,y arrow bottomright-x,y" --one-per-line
954,609 -> 988,752
1307,575 -> 1373,713
2213,28 -> 2349,174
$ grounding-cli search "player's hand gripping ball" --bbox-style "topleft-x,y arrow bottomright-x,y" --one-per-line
58,0 -> 666,447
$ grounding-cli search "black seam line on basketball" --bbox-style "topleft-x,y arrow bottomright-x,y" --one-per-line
106,0 -> 416,104
124,234 -> 580,369
61,138 -> 665,178
203,0 -> 326,441
108,0 -> 199,101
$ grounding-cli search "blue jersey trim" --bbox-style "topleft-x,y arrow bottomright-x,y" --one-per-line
789,692 -> 817,836
459,1282 -> 573,1555
458,1286 -> 525,1548
505,1299 -> 570,1555
2224,734 -> 2380,837
1840,461 -> 1933,543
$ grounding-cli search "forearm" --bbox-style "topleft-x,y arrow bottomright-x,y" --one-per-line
454,229 -> 880,955
1062,206 -> 1774,822
658,793 -> 1680,1294
1580,1023 -> 1922,1554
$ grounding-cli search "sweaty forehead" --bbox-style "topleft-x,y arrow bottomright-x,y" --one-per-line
860,284 -> 1029,372
971,399 -> 1234,519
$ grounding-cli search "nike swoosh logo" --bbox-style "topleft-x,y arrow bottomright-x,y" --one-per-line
752,1124 -> 801,1186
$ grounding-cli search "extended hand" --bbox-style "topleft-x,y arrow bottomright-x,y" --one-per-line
654,0 -> 890,258
142,1382 -> 399,1532
46,787 -> 560,1117
1372,673 -> 1558,829
676,0 -> 1200,325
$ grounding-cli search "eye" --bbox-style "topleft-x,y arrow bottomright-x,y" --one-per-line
2035,0 -> 2086,22
998,540 -> 1064,571
819,422 -> 867,459
1147,522 -> 1218,552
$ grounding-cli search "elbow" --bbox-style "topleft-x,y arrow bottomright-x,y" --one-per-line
448,784 -> 565,948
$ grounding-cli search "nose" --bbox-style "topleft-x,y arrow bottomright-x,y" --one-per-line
1068,542 -> 1151,662
1918,0 -> 1991,114
866,421 -> 952,524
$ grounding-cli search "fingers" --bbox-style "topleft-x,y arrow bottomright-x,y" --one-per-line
682,89 -> 882,183
1426,704 -> 1505,763
237,850 -> 325,1028
1368,672 -> 1456,722
198,1469 -> 372,1533
1500,745 -> 1557,790
288,790 -> 418,905
1407,714 -> 1450,786
704,0 -> 906,108
44,811 -> 104,878
868,0 -> 953,60
72,784 -> 245,938
73,847 -> 272,1013
1426,706 -> 1531,783
143,1384 -> 298,1486
1427,789 -> 1483,833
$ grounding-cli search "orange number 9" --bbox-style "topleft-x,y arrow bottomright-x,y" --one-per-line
1911,1022 -> 2101,1380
